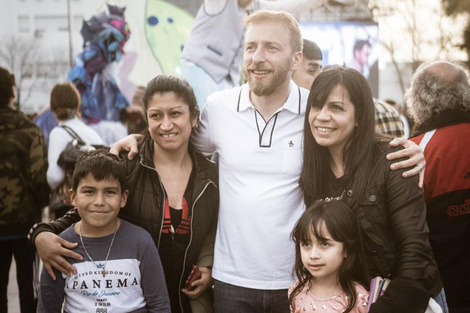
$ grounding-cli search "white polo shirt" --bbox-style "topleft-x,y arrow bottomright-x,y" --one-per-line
192,81 -> 309,289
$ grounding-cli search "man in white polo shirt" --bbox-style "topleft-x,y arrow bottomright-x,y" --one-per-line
191,10 -> 307,312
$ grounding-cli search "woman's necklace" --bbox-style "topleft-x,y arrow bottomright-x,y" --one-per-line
79,221 -> 118,277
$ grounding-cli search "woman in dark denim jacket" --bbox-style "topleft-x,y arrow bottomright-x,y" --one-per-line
300,66 -> 444,313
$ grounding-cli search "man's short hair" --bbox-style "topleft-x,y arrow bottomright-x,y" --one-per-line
0,67 -> 15,107
405,61 -> 470,124
303,39 -> 322,61
353,39 -> 371,53
244,10 -> 302,53
72,149 -> 126,193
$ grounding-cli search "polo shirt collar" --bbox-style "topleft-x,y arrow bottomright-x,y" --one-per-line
237,80 -> 302,115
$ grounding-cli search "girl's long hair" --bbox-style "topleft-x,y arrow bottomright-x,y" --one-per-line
300,67 -> 378,206
289,201 -> 368,313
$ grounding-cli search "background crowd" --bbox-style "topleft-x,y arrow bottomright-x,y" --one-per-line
0,2 -> 469,313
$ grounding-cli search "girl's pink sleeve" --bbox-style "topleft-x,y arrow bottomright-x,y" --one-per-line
288,281 -> 300,313
355,284 -> 370,313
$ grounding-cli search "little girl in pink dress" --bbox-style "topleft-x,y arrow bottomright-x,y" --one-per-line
289,281 -> 368,312
289,200 -> 369,313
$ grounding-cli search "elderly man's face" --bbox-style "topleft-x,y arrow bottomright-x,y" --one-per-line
243,21 -> 301,96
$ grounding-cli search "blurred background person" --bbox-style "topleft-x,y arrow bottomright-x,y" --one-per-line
352,40 -> 372,77
292,39 -> 323,90
407,61 -> 470,313
374,98 -> 405,138
121,86 -> 147,135
33,107 -> 58,147
384,99 -> 411,138
350,39 -> 378,98
0,66 -> 49,313
47,83 -> 104,218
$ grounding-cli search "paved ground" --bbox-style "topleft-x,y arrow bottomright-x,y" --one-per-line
7,260 -> 20,313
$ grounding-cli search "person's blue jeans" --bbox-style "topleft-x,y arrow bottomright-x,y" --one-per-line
214,279 -> 289,313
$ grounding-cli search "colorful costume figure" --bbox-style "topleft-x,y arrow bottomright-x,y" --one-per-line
68,4 -> 130,123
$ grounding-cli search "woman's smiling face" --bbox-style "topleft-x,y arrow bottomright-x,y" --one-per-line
308,84 -> 356,155
147,91 -> 197,154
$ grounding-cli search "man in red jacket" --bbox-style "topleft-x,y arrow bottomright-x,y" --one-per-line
406,61 -> 470,313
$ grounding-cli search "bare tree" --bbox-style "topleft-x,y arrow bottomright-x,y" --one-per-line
369,0 -> 465,93
36,46 -> 70,91
442,0 -> 470,67
0,35 -> 70,112
0,35 -> 42,109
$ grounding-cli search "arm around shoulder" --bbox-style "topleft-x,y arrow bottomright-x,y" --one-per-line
29,208 -> 81,247
109,133 -> 143,160
191,102 -> 216,157
387,137 -> 425,186
29,210 -> 82,279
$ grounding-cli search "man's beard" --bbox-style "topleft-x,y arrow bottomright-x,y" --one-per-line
246,63 -> 291,96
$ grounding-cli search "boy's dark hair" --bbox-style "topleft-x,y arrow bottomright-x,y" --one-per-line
303,39 -> 322,61
0,67 -> 15,107
290,200 -> 368,313
72,149 -> 126,192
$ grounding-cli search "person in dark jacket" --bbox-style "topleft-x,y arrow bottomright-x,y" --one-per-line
300,66 -> 443,313
407,61 -> 470,313
0,66 -> 50,313
29,75 -> 219,313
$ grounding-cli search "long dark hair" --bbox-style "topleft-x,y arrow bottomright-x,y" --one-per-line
300,67 -> 377,205
289,200 -> 368,313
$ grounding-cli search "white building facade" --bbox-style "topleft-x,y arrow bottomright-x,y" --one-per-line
0,0 -> 100,113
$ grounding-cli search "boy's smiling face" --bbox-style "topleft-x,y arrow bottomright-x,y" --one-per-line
71,173 -> 128,237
